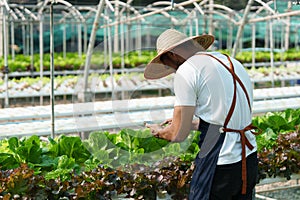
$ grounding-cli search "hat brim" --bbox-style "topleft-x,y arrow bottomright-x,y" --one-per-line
144,34 -> 215,80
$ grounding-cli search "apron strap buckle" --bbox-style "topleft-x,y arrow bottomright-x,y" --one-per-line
219,127 -> 225,133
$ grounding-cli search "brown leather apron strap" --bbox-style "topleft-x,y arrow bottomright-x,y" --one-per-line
197,53 -> 256,195
198,53 -> 252,115
222,124 -> 254,194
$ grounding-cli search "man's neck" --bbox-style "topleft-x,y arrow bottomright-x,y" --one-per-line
177,45 -> 203,60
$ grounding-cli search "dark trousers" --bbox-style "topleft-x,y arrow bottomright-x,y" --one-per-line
189,119 -> 258,200
209,152 -> 258,200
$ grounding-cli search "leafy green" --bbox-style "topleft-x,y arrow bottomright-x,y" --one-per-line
45,155 -> 79,181
2,49 -> 300,73
0,136 -> 43,168
0,153 -> 19,170
48,135 -> 91,165
256,128 -> 278,152
258,130 -> 300,181
253,108 -> 300,151
18,136 -> 42,164
0,108 -> 300,198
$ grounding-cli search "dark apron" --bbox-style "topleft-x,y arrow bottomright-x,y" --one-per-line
188,53 -> 259,200
189,119 -> 225,200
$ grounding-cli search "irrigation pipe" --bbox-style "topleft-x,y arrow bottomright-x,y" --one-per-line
255,194 -> 277,200
257,184 -> 300,194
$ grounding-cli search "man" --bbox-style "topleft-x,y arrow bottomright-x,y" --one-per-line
144,29 -> 258,200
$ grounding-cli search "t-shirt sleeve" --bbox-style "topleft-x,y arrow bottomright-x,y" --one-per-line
174,64 -> 197,107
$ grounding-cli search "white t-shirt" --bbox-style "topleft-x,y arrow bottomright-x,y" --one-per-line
174,51 -> 257,165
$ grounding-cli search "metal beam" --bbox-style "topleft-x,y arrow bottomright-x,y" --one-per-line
231,0 -> 254,57
249,10 -> 300,23
102,0 -> 201,28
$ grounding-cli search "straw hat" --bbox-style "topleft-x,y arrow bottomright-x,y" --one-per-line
144,29 -> 214,79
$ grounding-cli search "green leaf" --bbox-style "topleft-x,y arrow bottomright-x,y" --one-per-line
22,136 -> 42,164
162,143 -> 181,156
35,155 -> 58,169
0,153 -> 19,170
120,130 -> 132,150
267,115 -> 287,127
83,158 -> 100,172
8,137 -> 19,153
93,149 -> 110,163
85,131 -> 108,151
57,155 -> 75,169
133,148 -> 144,154
46,137 -> 59,157
116,150 -> 130,166
48,136 -> 57,145
57,135 -> 91,164
45,168 -> 73,181
105,131 -> 122,148
140,137 -> 167,153
283,109 -> 300,128
9,135 -> 43,164
256,128 -> 277,151
131,137 -> 140,150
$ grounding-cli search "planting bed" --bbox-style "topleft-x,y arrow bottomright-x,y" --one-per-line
0,94 -> 300,138
256,177 -> 300,200
1,49 -> 300,105
0,65 -> 300,104
0,108 -> 299,199
1,49 -> 300,74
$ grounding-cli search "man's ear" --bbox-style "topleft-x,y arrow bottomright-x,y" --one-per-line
168,51 -> 178,59
165,51 -> 173,57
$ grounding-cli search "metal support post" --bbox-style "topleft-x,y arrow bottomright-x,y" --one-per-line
251,23 -> 256,69
2,6 -> 9,108
81,0 -> 106,103
50,0 -> 55,138
269,19 -> 275,88
232,0 -> 254,57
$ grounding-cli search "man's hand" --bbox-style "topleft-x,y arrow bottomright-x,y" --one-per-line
145,106 -> 195,142
160,118 -> 172,126
145,123 -> 164,138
